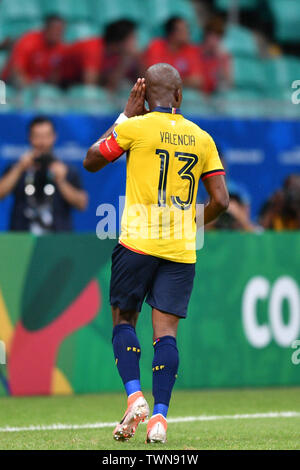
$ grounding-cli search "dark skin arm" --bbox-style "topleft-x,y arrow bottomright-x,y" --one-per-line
83,78 -> 146,173
197,175 -> 229,227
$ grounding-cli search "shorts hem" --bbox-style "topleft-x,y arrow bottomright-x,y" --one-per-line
110,300 -> 142,313
119,239 -> 196,264
146,299 -> 186,319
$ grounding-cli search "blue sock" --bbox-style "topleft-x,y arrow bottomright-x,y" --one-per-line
152,336 -> 179,418
153,403 -> 169,418
112,324 -> 141,396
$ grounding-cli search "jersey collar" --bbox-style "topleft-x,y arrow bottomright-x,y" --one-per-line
153,106 -> 182,115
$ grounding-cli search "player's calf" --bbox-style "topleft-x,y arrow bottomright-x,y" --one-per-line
146,335 -> 179,443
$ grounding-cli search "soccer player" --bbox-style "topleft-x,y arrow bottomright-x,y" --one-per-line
84,64 -> 229,443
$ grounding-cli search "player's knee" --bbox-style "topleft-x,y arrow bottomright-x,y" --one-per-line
152,321 -> 179,340
112,307 -> 139,327
153,328 -> 176,341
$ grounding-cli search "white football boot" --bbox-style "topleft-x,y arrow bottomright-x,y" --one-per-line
146,414 -> 167,443
113,392 -> 149,441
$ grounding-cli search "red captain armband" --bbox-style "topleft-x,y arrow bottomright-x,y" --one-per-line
99,132 -> 125,162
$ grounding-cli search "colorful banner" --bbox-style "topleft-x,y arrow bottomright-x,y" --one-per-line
0,232 -> 299,396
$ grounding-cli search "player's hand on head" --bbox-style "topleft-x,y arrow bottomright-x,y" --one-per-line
124,78 -> 146,118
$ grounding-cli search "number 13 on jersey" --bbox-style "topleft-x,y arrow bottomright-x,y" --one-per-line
156,149 -> 198,210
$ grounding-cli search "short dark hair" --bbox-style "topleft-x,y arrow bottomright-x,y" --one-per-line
44,15 -> 65,27
104,19 -> 136,44
28,116 -> 55,134
165,17 -> 185,37
204,16 -> 225,37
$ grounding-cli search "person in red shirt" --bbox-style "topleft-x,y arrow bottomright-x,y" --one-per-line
198,18 -> 232,94
3,15 -> 66,86
144,17 -> 203,89
100,20 -> 141,91
63,20 -> 141,90
62,37 -> 103,85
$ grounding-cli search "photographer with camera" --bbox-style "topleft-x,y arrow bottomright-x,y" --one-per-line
0,116 -> 88,234
259,175 -> 300,231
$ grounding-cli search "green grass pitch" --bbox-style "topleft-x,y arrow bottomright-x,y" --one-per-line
0,387 -> 300,450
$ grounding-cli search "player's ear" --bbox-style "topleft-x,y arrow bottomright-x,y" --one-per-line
174,88 -> 182,107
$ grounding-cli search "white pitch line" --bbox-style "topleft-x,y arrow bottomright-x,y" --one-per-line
0,411 -> 300,433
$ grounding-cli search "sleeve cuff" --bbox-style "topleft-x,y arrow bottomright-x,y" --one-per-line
201,169 -> 225,181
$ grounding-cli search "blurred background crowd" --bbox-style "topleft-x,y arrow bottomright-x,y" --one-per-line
0,0 -> 299,233
1,0 -> 300,115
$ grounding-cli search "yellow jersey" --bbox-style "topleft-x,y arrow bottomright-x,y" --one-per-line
113,107 -> 224,263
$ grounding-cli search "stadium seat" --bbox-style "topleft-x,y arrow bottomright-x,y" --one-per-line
214,89 -> 264,117
263,56 -> 300,95
65,22 -> 100,43
232,57 -> 267,90
17,87 -> 34,110
215,87 -> 297,118
68,85 -> 118,114
0,51 -> 8,74
41,0 -> 93,21
181,88 -> 214,115
142,0 -> 202,43
137,26 -> 153,49
268,0 -> 300,42
0,0 -> 41,21
222,25 -> 259,57
0,19 -> 43,40
0,85 -> 17,112
0,0 -> 42,40
215,0 -> 258,10
116,82 -> 133,108
143,0 -> 197,25
32,85 -> 67,113
91,0 -> 143,28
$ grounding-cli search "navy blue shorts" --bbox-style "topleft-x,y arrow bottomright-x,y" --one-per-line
110,243 -> 195,318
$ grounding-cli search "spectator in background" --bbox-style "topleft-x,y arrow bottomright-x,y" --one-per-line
0,116 -> 88,233
259,175 -> 300,230
144,17 -> 203,89
225,194 -> 256,231
62,20 -> 141,90
0,37 -> 13,57
198,17 -> 232,94
254,29 -> 282,59
62,33 -> 104,86
2,16 -> 66,87
100,20 -> 141,91
206,183 -> 257,232
200,149 -> 256,232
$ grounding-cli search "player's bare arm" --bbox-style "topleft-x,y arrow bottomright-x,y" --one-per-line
83,78 -> 146,173
203,174 -> 229,225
